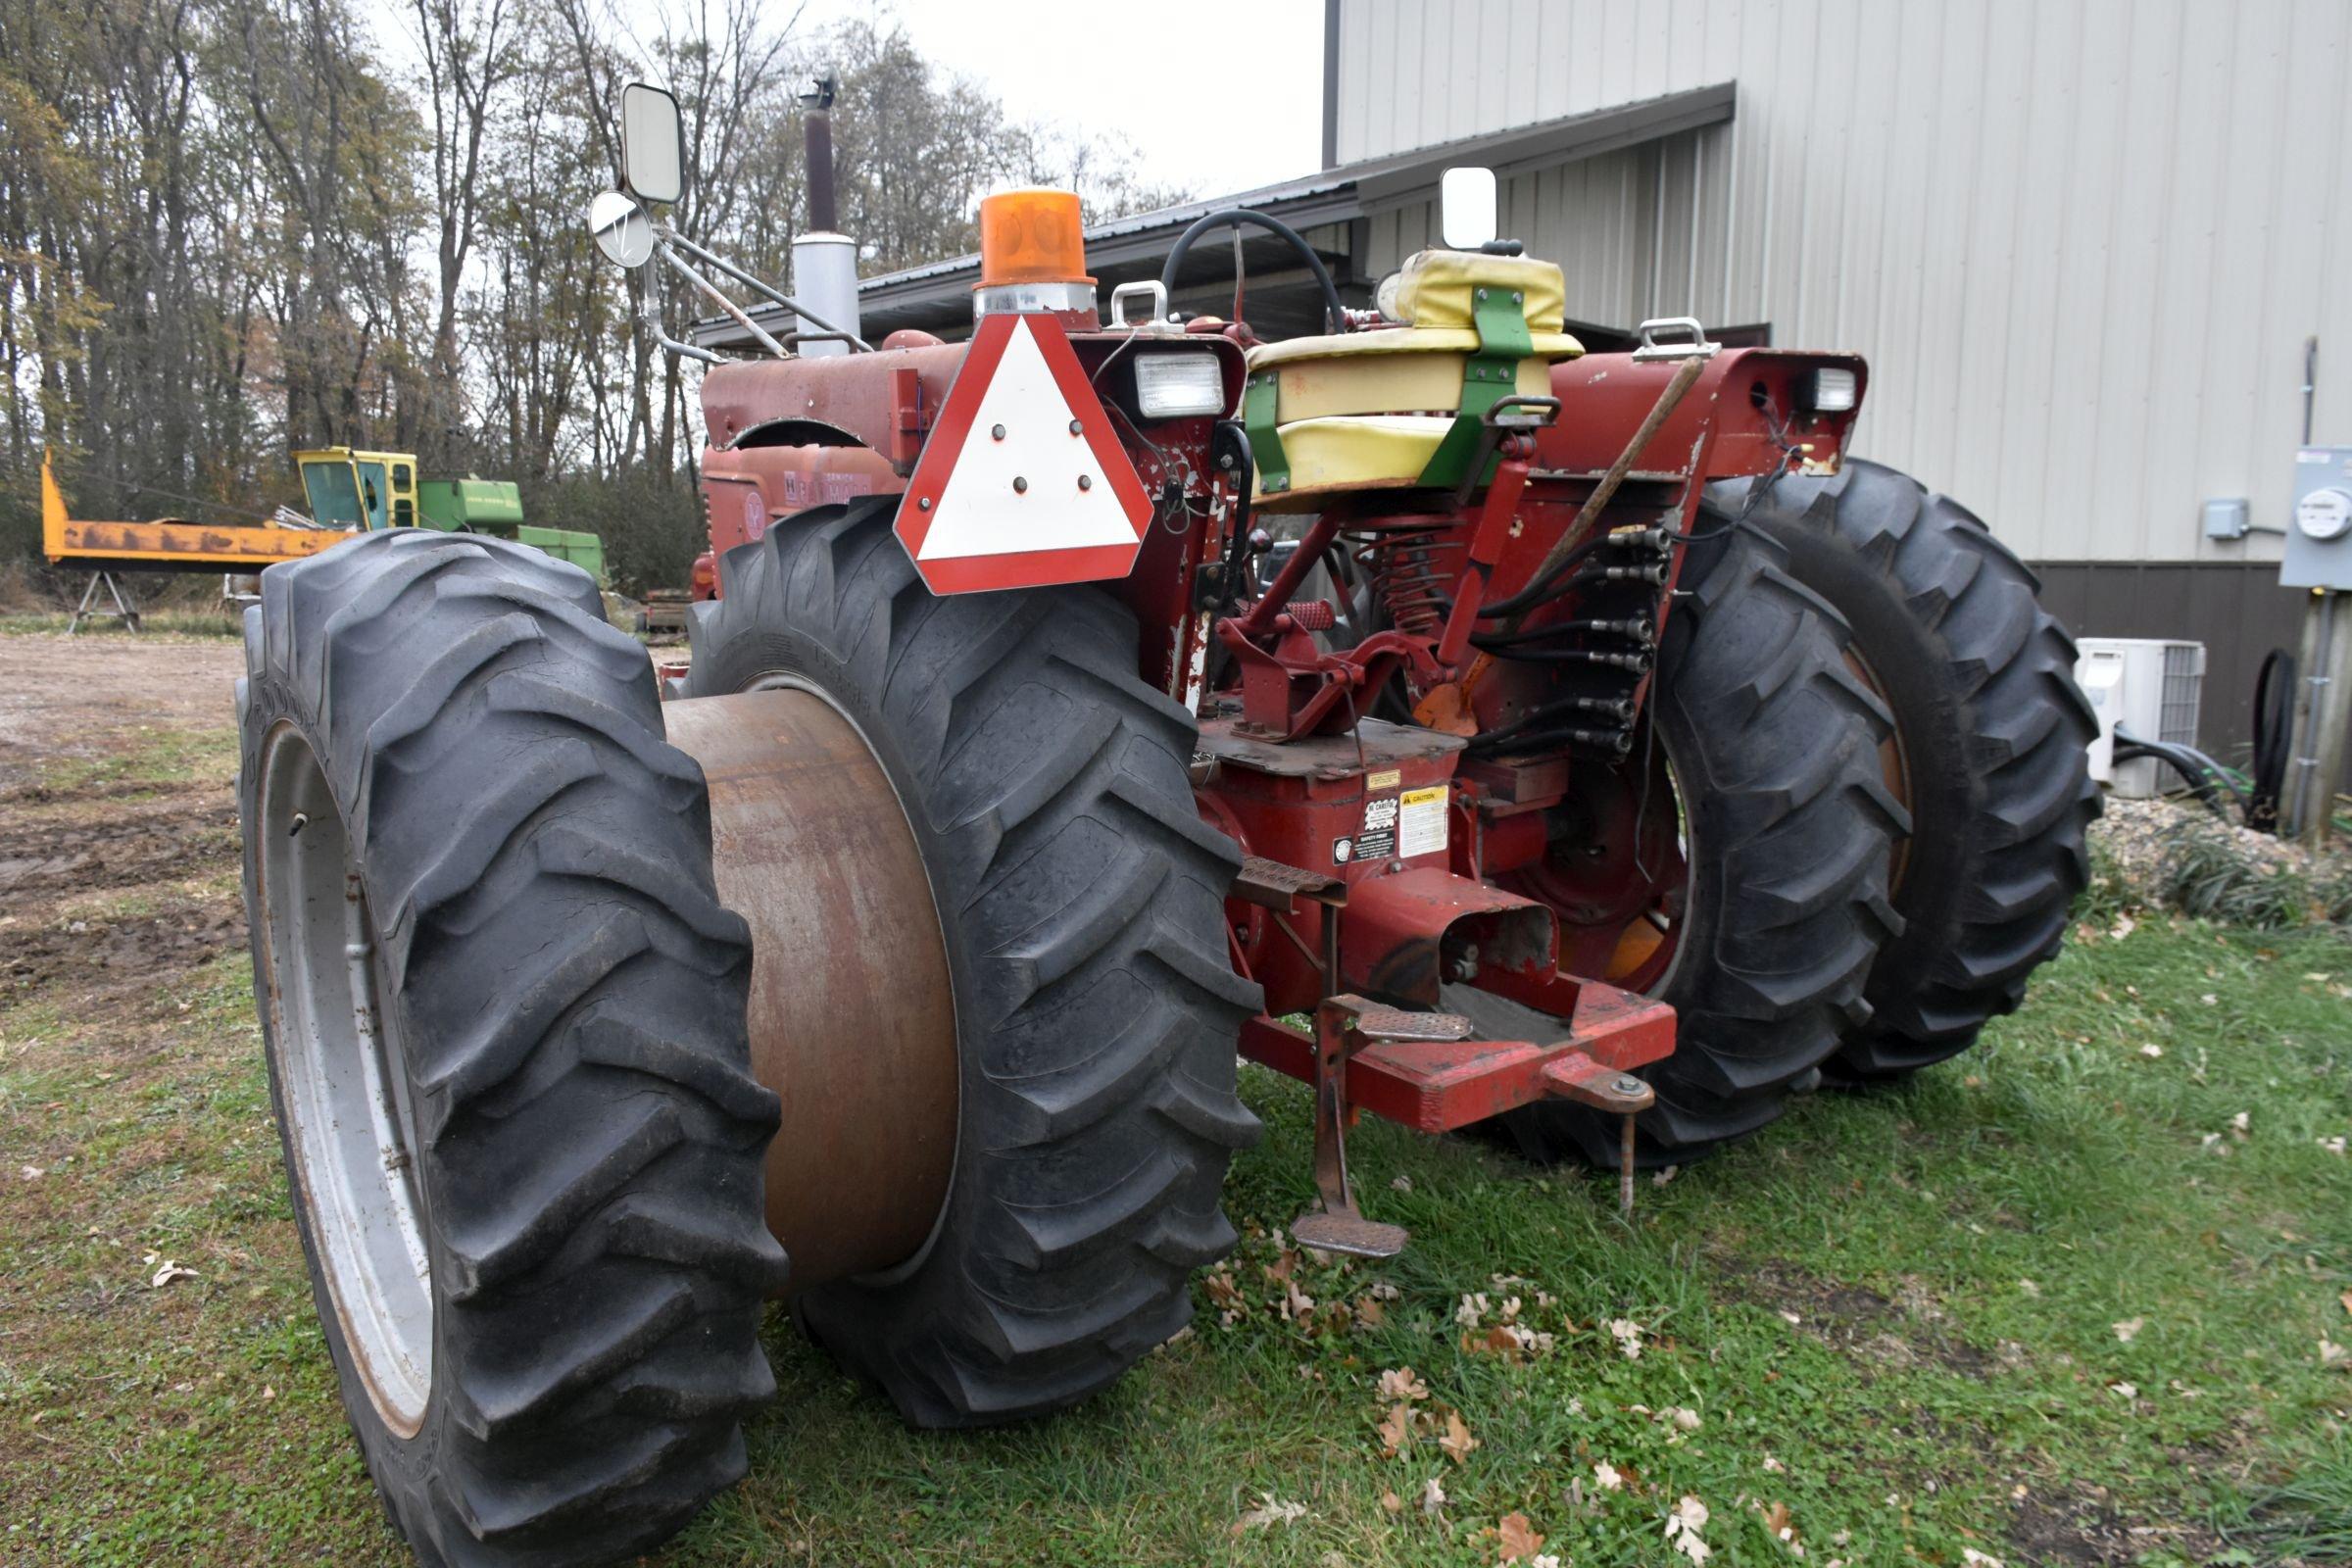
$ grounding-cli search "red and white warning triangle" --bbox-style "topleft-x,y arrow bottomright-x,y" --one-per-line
895,312 -> 1154,595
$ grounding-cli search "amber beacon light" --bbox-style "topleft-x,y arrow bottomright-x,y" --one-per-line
972,189 -> 1100,323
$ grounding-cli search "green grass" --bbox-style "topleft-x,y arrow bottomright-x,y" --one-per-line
0,611 -> 244,638
4,914 -> 2347,1566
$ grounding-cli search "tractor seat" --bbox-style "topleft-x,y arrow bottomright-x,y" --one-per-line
1245,250 -> 1583,510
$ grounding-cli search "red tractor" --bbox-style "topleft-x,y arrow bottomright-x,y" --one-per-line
234,86 -> 2096,1566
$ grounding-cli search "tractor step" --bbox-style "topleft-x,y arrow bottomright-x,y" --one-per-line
1238,977 -> 1673,1134
1291,1209 -> 1408,1259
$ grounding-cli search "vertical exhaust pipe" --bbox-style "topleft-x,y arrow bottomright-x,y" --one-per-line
795,74 -> 858,358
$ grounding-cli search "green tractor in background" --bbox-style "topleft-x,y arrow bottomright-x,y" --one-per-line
292,446 -> 608,582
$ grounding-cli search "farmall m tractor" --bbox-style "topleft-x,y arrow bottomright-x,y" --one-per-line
233,86 -> 2097,1565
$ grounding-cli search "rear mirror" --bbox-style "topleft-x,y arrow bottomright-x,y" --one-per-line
588,190 -> 656,268
620,82 -> 684,205
1440,166 -> 1497,250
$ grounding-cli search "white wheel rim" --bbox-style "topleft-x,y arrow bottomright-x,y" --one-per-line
258,725 -> 434,1436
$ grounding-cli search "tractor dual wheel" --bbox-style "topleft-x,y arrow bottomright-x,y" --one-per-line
680,498 -> 1262,1428
1728,460 -> 2101,1077
1474,519 -> 1909,1161
236,531 -> 786,1568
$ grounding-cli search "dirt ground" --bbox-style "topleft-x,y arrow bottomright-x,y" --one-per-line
0,636 -> 249,1016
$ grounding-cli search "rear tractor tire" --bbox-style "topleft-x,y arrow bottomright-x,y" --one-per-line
237,531 -> 787,1568
1729,460 -> 2101,1077
681,498 -> 1262,1428
1475,519 -> 1909,1162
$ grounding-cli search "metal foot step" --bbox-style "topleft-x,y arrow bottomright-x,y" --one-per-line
1292,1209 -> 1408,1259
1348,1003 -> 1472,1044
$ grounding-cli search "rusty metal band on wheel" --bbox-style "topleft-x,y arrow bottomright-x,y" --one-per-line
662,688 -> 958,1290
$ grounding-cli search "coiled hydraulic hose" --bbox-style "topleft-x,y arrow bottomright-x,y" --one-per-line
2247,648 -> 2295,832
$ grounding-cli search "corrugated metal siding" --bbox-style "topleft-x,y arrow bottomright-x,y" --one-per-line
1332,0 -> 2352,564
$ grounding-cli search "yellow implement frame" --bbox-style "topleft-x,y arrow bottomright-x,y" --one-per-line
40,449 -> 357,572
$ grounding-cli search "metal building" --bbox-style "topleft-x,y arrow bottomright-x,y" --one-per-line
746,0 -> 2351,767
1321,0 -> 2352,761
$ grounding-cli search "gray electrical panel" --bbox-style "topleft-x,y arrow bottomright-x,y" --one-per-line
2284,446 -> 2352,590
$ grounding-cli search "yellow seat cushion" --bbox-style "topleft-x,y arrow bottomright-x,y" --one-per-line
1244,251 -> 1582,505
1250,416 -> 1455,513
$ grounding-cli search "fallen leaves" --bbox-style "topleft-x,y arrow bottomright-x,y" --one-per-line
1607,1317 -> 1644,1359
1592,1459 -> 1624,1492
1376,1402 -> 1412,1458
142,1251 -> 197,1289
1229,1493 -> 1306,1536
1495,1510 -> 1544,1561
1378,1366 -> 1430,1402
1419,1475 -> 1447,1514
2321,1337 -> 2347,1368
1662,1494 -> 1712,1563
1439,1408 -> 1479,1464
2108,1380 -> 2139,1399
2113,1316 -> 2143,1343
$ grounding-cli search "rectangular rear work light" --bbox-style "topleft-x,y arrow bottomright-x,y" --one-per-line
1800,367 -> 1859,414
1133,353 -> 1227,419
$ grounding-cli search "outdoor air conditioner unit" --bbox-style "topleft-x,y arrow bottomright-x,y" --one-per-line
2074,637 -> 2206,799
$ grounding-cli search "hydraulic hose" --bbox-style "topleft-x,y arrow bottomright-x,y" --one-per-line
2112,724 -> 2244,821
1158,208 -> 1349,335
2247,648 -> 2295,833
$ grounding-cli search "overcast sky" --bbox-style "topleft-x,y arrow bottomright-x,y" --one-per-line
576,0 -> 1329,200
797,0 -> 1326,197
372,0 -> 1328,211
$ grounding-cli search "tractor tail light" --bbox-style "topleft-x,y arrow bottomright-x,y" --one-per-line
1133,353 -> 1228,418
1800,367 -> 1859,414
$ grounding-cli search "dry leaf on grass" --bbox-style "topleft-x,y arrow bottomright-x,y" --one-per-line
1495,1510 -> 1544,1561
1376,1402 -> 1412,1458
147,1259 -> 197,1289
1230,1493 -> 1306,1536
1420,1476 -> 1447,1514
1381,1490 -> 1403,1516
1592,1459 -> 1624,1492
1355,1294 -> 1387,1328
1440,1408 -> 1480,1463
2321,1338 -> 2348,1367
1760,1498 -> 1797,1544
1379,1366 -> 1430,1402
1663,1494 -> 1712,1563
2112,1316 -> 2143,1343
1607,1317 -> 1644,1359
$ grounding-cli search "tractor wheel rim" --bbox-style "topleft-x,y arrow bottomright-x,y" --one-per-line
664,678 -> 961,1291
258,725 -> 434,1437
1609,746 -> 1693,998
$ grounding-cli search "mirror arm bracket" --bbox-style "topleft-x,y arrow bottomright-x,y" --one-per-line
657,242 -> 789,361
659,224 -> 872,353
638,278 -> 721,366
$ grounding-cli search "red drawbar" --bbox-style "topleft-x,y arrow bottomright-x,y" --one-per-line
1239,978 -> 1674,1133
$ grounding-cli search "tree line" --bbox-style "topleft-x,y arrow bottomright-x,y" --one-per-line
0,0 -> 1187,590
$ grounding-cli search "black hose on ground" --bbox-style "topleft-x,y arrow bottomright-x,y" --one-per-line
2112,724 -> 2245,821
2247,648 -> 2295,834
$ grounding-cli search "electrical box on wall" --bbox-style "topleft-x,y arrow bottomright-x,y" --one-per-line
2283,446 -> 2352,589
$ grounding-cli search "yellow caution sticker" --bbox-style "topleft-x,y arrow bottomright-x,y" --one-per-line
1399,785 -> 1448,858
